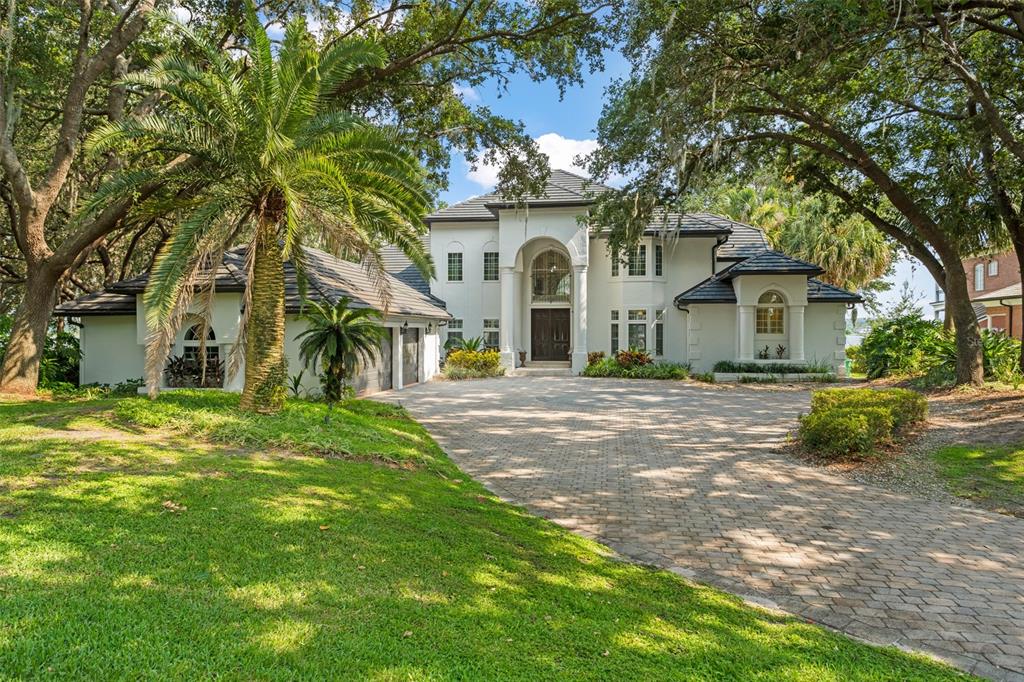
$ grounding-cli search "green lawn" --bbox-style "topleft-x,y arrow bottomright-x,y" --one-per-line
934,442 -> 1024,516
0,392 -> 967,680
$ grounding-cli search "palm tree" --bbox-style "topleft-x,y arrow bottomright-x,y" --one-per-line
295,297 -> 388,405
84,3 -> 430,412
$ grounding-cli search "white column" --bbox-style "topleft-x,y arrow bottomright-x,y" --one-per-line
738,305 -> 755,360
392,325 -> 403,390
571,264 -> 588,374
499,266 -> 516,369
790,305 -> 805,362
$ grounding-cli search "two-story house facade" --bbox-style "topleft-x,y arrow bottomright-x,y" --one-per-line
965,251 -> 1023,339
426,170 -> 859,374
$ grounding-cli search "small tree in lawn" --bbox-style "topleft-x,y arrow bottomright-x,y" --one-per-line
296,298 -> 387,412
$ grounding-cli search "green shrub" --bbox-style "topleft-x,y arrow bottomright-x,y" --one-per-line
810,387 -> 927,428
845,344 -> 866,375
799,406 -> 894,458
691,372 -> 715,383
587,351 -> 606,366
711,360 -> 829,374
860,312 -> 942,379
738,375 -> 778,384
443,365 -> 507,380
582,358 -> 690,379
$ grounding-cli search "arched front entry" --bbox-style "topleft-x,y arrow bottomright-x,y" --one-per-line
529,249 -> 572,361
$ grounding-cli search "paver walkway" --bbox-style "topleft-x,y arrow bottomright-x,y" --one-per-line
383,377 -> 1024,680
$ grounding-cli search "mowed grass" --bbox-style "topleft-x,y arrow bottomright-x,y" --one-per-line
934,442 -> 1024,516
0,392 -> 967,680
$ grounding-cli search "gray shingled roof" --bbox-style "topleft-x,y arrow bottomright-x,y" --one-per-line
717,222 -> 770,259
723,250 -> 824,278
674,260 -> 860,307
56,246 -> 450,320
377,235 -> 448,308
54,290 -> 137,316
427,169 -> 612,222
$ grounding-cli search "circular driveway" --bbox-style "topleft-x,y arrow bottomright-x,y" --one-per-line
384,377 -> 1024,680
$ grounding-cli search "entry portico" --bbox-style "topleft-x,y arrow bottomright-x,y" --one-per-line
497,212 -> 590,372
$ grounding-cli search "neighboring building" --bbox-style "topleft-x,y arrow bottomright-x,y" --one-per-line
963,251 -> 1023,339
424,169 -> 859,374
54,246 -> 450,395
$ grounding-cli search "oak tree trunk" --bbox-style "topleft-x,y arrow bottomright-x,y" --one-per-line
238,218 -> 287,413
943,262 -> 985,386
0,266 -> 62,395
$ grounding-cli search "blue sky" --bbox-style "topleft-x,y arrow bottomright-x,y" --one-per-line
441,53 -> 938,316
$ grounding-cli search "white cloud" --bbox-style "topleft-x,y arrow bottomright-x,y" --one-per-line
465,132 -> 604,189
453,84 -> 480,102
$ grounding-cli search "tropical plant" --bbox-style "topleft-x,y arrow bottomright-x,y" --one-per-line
295,298 -> 388,406
445,335 -> 485,352
860,313 -> 943,380
443,349 -> 505,380
85,5 -> 430,412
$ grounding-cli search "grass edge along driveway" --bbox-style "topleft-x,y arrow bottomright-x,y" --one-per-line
0,391 -> 970,680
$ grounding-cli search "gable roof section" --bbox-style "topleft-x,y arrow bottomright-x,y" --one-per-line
805,278 -> 863,303
427,169 -> 612,222
716,221 -> 770,259
723,250 -> 824,278
56,246 -> 450,320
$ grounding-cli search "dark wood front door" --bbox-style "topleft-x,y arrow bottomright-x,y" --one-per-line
531,308 -> 571,361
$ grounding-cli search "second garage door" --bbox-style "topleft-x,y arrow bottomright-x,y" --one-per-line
402,328 -> 420,386
350,328 -> 393,395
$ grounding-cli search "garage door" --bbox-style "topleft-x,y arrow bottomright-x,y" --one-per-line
402,327 -> 420,386
350,328 -> 393,395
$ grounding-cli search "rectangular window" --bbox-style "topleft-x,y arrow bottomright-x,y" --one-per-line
448,252 -> 463,282
447,318 -> 463,345
628,245 -> 647,277
654,244 -> 663,277
611,310 -> 620,353
611,254 -> 619,277
627,308 -> 647,350
988,259 -> 999,277
975,263 -> 985,291
483,318 -> 499,349
756,307 -> 785,335
655,310 -> 664,356
483,252 -> 499,281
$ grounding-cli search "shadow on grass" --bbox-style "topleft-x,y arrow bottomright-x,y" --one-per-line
0,399 -> 961,680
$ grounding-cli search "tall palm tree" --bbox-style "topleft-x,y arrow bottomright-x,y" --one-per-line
84,3 -> 430,412
295,297 -> 387,405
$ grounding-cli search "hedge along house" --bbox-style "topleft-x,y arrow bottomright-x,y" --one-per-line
426,169 -> 860,374
54,245 -> 450,395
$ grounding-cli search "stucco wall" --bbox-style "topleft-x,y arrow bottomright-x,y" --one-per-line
429,221 -> 501,346
685,304 -> 737,373
804,303 -> 848,373
80,316 -> 146,386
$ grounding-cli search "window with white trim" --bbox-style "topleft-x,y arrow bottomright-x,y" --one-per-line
611,252 -> 619,277
447,319 -> 463,345
654,244 -> 663,277
627,309 -> 647,350
975,263 -> 985,291
483,318 -> 499,349
628,245 -> 647,277
756,291 -> 785,335
448,252 -> 463,282
483,252 -> 499,281
655,310 -> 664,356
988,260 -> 999,277
611,310 -> 620,354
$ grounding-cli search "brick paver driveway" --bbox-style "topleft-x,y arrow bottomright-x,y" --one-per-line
384,377 -> 1024,680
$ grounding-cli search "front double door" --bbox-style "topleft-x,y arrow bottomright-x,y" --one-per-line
531,308 -> 571,361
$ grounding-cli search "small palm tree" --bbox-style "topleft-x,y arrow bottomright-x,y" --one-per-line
445,335 -> 485,352
295,297 -> 388,406
85,3 -> 430,412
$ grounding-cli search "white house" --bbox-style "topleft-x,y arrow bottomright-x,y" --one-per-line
419,169 -> 858,374
55,245 -> 450,395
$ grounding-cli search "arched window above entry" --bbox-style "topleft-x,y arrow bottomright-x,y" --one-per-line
756,291 -> 785,335
531,250 -> 571,303
184,324 -> 216,342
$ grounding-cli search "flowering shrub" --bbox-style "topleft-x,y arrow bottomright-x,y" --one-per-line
615,348 -> 653,369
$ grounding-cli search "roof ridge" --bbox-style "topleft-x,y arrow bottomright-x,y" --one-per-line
550,168 -> 615,192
